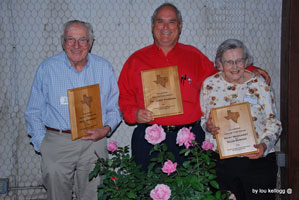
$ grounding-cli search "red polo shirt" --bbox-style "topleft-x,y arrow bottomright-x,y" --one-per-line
118,42 -> 255,125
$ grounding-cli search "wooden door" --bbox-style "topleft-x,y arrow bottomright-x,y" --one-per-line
280,0 -> 299,199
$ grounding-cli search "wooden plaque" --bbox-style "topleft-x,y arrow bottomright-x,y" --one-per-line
67,84 -> 103,140
211,102 -> 258,159
141,66 -> 183,118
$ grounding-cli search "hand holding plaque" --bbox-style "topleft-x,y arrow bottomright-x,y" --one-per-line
141,66 -> 183,118
67,84 -> 103,140
211,102 -> 258,159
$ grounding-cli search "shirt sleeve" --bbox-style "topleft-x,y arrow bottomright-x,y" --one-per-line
255,79 -> 282,156
200,78 -> 218,151
246,65 -> 256,72
200,82 -> 209,133
118,58 -> 139,124
102,65 -> 122,135
25,66 -> 47,152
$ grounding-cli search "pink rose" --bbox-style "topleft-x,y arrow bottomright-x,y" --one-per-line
162,160 -> 177,176
145,124 -> 166,145
107,141 -> 118,152
150,184 -> 171,200
176,127 -> 195,149
201,140 -> 214,150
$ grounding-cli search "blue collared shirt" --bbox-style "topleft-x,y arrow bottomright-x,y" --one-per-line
25,51 -> 122,152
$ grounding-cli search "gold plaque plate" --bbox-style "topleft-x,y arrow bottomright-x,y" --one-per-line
211,102 -> 258,159
67,84 -> 103,140
141,66 -> 183,118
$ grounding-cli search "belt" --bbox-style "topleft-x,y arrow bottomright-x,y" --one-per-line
45,126 -> 71,134
144,120 -> 200,133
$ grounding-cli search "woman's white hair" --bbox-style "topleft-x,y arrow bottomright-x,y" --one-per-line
215,39 -> 254,69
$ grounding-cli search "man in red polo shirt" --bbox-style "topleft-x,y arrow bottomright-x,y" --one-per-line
118,3 -> 269,171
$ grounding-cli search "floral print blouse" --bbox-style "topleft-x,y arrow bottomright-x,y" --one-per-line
200,71 -> 282,156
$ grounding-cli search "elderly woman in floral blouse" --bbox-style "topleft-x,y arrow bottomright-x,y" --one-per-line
200,39 -> 281,200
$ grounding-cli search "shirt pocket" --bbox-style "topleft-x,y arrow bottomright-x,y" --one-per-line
180,83 -> 199,104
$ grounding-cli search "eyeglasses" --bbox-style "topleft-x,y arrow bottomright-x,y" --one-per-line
64,37 -> 89,47
222,58 -> 246,67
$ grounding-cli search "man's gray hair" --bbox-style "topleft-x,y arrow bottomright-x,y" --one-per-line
61,20 -> 94,47
215,39 -> 254,69
151,3 -> 183,25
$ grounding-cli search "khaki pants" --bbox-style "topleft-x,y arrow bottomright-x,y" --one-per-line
40,130 -> 107,200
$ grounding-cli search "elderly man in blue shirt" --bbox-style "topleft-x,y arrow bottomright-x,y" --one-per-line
25,20 -> 121,200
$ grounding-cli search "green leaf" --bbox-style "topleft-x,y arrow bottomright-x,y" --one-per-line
128,191 -> 137,198
166,152 -> 175,161
108,160 -> 113,167
149,147 -> 156,155
204,196 -> 215,200
191,182 -> 204,191
208,174 -> 217,180
210,180 -> 219,189
88,170 -> 96,181
150,157 -> 159,162
201,154 -> 210,164
148,163 -> 155,171
209,161 -> 216,168
179,148 -> 188,154
97,189 -> 104,199
179,171 -> 189,177
205,190 -> 213,195
182,161 -> 191,168
162,143 -> 168,151
175,176 -> 183,187
184,149 -> 191,156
